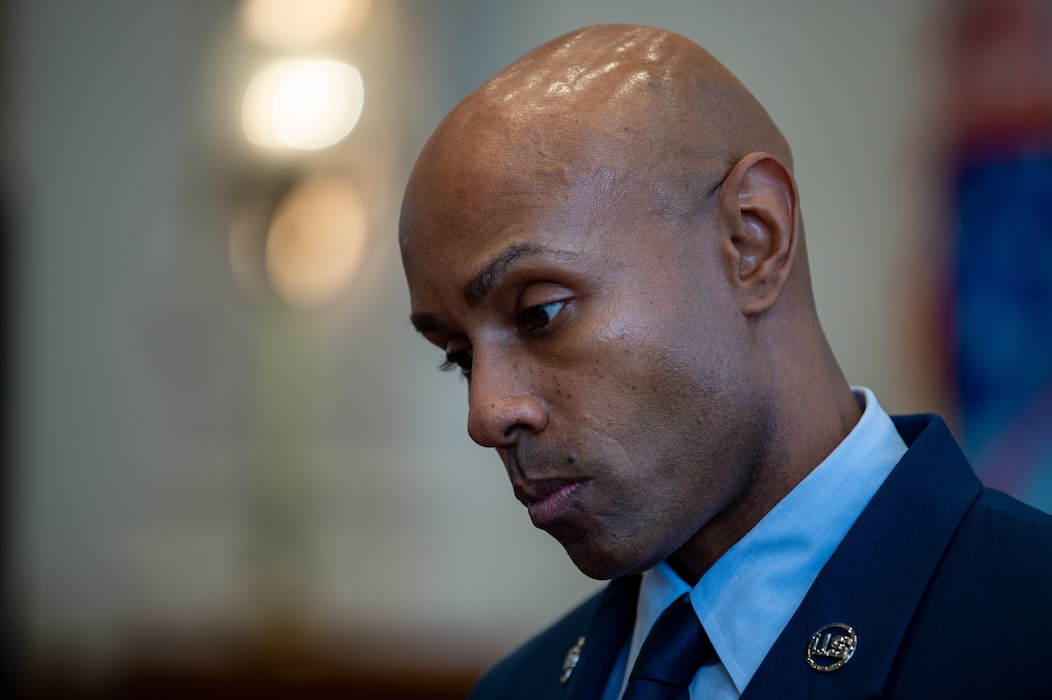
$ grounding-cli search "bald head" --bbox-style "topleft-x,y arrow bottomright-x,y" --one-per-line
474,24 -> 791,163
401,25 -> 792,247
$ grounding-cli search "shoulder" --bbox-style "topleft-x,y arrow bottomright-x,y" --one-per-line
886,488 -> 1052,696
468,587 -> 606,700
940,486 -> 1052,583
869,414 -> 1052,695
969,487 -> 1052,539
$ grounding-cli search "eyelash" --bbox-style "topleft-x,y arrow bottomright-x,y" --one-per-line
438,299 -> 569,377
438,349 -> 472,376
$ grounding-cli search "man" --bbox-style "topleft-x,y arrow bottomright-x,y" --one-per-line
399,24 -> 1052,699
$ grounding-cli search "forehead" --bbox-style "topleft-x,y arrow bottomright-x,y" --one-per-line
401,130 -> 727,285
400,153 -> 630,303
400,112 -> 671,269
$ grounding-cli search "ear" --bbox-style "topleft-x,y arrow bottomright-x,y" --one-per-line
717,152 -> 799,316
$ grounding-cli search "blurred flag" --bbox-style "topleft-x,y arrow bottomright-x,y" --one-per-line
938,0 -> 1052,511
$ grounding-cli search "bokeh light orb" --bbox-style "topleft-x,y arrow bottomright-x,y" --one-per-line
265,174 -> 368,308
242,59 -> 364,151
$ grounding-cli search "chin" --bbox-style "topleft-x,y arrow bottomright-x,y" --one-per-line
565,545 -> 659,581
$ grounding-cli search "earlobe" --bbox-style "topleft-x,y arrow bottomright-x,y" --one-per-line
718,152 -> 799,316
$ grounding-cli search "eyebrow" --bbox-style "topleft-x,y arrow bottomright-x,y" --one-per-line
462,241 -> 546,306
409,311 -> 448,334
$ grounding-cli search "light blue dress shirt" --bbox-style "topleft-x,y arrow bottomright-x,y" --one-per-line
603,387 -> 908,699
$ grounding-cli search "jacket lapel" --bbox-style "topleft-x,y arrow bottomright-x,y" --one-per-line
553,574 -> 641,700
743,415 -> 981,699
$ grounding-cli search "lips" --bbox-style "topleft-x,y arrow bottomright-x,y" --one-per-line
515,478 -> 587,527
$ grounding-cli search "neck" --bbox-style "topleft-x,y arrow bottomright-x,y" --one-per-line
669,328 -> 861,584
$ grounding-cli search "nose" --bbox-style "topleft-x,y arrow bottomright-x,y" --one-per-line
466,354 -> 548,448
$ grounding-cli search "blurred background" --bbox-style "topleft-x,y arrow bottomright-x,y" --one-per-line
1,0 -> 1049,697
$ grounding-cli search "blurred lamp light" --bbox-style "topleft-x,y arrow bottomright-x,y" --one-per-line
265,174 -> 368,308
240,0 -> 372,48
242,59 -> 364,151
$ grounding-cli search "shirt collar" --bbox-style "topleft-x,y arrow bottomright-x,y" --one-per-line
628,387 -> 907,695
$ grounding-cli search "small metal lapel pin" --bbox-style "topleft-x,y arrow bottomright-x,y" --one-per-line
806,623 -> 857,672
561,636 -> 586,684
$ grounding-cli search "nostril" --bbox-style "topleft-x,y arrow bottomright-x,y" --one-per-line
503,422 -> 528,439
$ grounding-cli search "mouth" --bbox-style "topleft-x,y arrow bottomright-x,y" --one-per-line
515,479 -> 587,527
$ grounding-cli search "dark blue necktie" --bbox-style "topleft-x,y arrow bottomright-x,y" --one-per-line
622,593 -> 715,700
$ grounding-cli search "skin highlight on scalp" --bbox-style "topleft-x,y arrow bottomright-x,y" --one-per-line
402,24 -> 792,247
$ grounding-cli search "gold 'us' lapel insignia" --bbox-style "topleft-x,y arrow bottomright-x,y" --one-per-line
806,623 -> 857,672
561,636 -> 585,684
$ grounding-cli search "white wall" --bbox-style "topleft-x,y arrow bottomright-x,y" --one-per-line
6,0 -> 940,675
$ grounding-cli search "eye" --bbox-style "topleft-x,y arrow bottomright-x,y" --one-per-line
439,348 -> 473,378
520,300 -> 565,331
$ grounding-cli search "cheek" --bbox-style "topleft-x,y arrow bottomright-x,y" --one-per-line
546,283 -> 741,447
543,330 -> 667,441
591,329 -> 752,495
